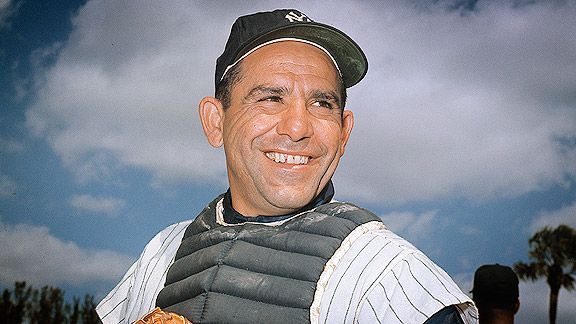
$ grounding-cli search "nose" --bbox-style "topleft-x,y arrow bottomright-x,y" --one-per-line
276,100 -> 314,141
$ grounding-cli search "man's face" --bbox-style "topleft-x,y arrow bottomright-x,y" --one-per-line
218,41 -> 354,216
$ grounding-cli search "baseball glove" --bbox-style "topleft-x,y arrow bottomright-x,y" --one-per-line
133,307 -> 192,324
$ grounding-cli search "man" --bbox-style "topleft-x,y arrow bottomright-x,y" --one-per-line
471,264 -> 520,324
97,9 -> 477,323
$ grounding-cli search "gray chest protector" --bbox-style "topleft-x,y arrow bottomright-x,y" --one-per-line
156,196 -> 381,323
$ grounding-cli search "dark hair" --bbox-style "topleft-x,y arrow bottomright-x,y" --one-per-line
338,76 -> 347,113
215,62 -> 348,113
215,63 -> 244,109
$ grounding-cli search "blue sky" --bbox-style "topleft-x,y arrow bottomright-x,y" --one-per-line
1,0 -> 575,322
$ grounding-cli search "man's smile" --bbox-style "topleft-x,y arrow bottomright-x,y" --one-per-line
265,152 -> 310,165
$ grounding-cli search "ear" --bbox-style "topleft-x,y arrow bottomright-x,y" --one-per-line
338,109 -> 354,156
198,96 -> 225,147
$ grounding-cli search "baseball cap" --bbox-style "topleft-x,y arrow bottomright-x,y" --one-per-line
471,264 -> 519,306
215,9 -> 368,90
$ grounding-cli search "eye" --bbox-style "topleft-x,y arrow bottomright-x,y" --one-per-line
311,100 -> 334,109
259,96 -> 283,103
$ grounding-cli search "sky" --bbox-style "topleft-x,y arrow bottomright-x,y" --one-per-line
1,0 -> 575,322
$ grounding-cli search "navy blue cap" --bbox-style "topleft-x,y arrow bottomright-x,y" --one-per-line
472,264 -> 519,305
215,9 -> 368,89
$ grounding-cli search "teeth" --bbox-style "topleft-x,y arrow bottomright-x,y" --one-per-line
266,152 -> 309,165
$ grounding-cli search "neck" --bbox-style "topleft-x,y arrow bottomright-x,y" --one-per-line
479,309 -> 515,324
222,181 -> 335,224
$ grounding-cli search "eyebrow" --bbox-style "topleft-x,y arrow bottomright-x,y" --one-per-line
242,85 -> 341,108
243,85 -> 288,102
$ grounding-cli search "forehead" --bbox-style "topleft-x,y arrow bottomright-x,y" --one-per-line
238,41 -> 340,87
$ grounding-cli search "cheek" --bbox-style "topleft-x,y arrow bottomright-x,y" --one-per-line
244,114 -> 279,139
225,114 -> 277,149
252,117 -> 276,135
317,121 -> 344,147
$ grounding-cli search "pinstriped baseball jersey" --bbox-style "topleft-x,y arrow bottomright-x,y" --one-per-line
96,201 -> 477,323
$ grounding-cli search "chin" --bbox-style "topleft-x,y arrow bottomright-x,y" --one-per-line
267,189 -> 316,211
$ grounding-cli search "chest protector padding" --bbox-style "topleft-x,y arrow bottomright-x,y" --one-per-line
156,196 -> 381,323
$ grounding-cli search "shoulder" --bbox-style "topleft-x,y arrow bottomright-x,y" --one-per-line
317,222 -> 475,323
97,220 -> 193,324
133,220 -> 195,269
143,221 -> 194,255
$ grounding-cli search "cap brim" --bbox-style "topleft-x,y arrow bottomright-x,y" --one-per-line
236,22 -> 368,88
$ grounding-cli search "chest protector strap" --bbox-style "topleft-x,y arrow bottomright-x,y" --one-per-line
156,197 -> 381,323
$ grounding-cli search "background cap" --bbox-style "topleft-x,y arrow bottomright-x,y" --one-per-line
472,264 -> 519,305
215,9 -> 368,90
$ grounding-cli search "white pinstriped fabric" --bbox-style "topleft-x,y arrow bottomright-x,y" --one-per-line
315,224 -> 477,323
96,208 -> 477,324
97,221 -> 192,324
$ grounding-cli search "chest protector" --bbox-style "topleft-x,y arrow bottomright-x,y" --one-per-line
156,196 -> 381,323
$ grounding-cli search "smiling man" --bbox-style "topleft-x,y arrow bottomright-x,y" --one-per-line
202,40 -> 353,217
97,9 -> 477,324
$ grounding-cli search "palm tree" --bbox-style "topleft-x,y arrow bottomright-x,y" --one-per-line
514,224 -> 576,324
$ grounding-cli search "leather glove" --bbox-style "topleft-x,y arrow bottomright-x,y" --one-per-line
133,307 -> 192,324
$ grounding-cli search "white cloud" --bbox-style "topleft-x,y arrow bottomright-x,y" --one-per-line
529,201 -> 576,233
0,0 -> 19,30
70,194 -> 126,215
516,280 -> 576,324
0,0 -> 10,10
25,0 -> 229,186
379,210 -> 437,242
0,173 -> 17,198
0,221 -> 134,287
334,0 -> 576,204
0,137 -> 25,153
378,209 -> 454,259
25,1 -> 576,204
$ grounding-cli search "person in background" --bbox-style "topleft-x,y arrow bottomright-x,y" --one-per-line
472,264 -> 520,324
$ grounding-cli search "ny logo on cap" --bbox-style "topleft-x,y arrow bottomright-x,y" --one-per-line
285,11 -> 311,23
